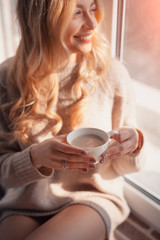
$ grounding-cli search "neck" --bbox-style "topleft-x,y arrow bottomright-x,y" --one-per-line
68,54 -> 77,66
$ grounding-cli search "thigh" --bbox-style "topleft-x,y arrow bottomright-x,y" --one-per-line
0,215 -> 40,240
26,204 -> 106,240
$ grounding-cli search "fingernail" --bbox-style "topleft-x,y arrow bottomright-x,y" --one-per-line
90,158 -> 96,163
81,151 -> 86,155
102,153 -> 108,158
89,164 -> 95,169
100,158 -> 105,164
83,168 -> 88,172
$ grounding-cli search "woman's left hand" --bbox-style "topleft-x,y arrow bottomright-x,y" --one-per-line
100,127 -> 139,163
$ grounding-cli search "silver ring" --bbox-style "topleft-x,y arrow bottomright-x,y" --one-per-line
62,161 -> 68,169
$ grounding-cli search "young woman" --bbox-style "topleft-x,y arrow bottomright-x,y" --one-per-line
0,0 -> 144,239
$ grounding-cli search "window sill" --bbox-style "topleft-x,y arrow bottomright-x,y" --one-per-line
124,180 -> 160,232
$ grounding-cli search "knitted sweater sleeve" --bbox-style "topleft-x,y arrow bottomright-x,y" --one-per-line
0,60 -> 53,188
110,59 -> 145,175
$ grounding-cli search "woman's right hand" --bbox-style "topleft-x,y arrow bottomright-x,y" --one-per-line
30,134 -> 96,172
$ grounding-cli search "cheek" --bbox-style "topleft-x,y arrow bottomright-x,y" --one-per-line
65,22 -> 79,43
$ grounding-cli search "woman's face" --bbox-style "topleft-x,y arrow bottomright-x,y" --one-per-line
64,0 -> 98,54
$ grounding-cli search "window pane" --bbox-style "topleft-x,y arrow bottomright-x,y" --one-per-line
0,0 -> 19,63
123,0 -> 160,202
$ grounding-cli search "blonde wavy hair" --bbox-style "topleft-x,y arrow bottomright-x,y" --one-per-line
3,0 -> 111,143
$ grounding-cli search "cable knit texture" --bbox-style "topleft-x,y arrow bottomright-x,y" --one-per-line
0,58 -> 145,240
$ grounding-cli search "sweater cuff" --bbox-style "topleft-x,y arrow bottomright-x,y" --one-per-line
132,128 -> 144,154
13,146 -> 54,183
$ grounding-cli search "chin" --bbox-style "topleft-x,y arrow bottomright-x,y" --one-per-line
75,46 -> 92,54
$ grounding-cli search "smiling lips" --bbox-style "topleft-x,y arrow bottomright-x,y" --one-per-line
74,34 -> 92,43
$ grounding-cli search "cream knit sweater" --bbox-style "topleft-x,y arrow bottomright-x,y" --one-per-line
0,58 -> 145,239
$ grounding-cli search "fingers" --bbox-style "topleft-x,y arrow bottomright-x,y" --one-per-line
31,137 -> 97,172
47,159 -> 96,172
111,128 -> 138,150
53,140 -> 86,156
56,134 -> 68,143
50,140 -> 97,165
99,141 -> 130,164
100,127 -> 139,163
105,139 -> 133,159
33,128 -> 139,170
50,149 -> 97,171
51,150 -> 96,163
66,161 -> 96,171
111,128 -> 136,143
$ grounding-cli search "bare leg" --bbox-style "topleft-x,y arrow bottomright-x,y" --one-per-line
0,215 -> 40,240
26,205 -> 106,240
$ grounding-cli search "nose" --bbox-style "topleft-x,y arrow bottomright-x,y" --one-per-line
83,13 -> 97,30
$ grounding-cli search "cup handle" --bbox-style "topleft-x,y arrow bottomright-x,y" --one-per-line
107,130 -> 119,139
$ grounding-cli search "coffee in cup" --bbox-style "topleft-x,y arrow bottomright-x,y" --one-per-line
67,127 -> 118,164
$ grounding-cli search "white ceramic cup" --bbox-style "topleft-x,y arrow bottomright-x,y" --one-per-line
67,127 -> 118,164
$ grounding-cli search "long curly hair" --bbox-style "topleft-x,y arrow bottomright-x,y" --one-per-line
3,0 -> 110,143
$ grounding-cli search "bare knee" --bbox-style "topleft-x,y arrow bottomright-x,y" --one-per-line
59,205 -> 106,240
0,215 -> 40,240
26,205 -> 106,240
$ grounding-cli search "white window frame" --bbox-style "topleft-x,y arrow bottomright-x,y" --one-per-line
0,0 -> 19,64
111,0 -> 160,232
